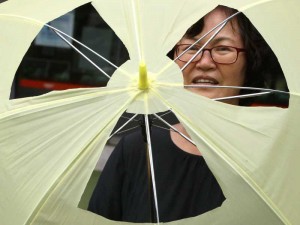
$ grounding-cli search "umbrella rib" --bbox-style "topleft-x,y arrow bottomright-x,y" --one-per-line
153,113 -> 196,146
180,12 -> 241,71
112,125 -> 140,135
157,12 -> 241,76
120,115 -> 141,122
151,110 -> 172,121
51,29 -> 111,79
152,123 -> 196,142
213,91 -> 271,101
44,24 -> 124,71
109,113 -> 138,138
0,13 -> 131,77
158,110 -> 172,118
184,84 -> 289,94
144,115 -> 160,224
180,22 -> 227,71
174,12 -> 241,63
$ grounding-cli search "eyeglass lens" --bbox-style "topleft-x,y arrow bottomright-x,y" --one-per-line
176,45 -> 239,64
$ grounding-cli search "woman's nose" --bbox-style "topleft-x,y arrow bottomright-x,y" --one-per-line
195,50 -> 216,70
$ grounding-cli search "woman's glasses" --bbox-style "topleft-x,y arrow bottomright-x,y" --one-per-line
175,44 -> 246,65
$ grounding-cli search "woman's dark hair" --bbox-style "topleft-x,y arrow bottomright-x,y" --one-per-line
169,5 -> 285,106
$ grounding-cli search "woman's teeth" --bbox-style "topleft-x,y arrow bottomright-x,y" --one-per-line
193,79 -> 217,84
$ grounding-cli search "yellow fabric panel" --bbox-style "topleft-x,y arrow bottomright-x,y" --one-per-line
0,0 -> 299,225
0,87 -> 139,224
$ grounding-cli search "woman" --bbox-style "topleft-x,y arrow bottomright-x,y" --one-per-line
88,5 -> 278,223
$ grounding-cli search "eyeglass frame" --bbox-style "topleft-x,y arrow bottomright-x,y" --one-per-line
174,44 -> 246,65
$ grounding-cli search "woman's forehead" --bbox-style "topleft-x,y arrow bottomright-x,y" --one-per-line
178,6 -> 243,47
181,28 -> 242,47
195,12 -> 241,44
203,8 -> 240,33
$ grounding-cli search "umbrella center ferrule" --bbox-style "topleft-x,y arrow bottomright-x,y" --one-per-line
138,62 -> 149,90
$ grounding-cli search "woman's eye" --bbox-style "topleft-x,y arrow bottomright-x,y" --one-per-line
190,46 -> 199,50
214,46 -> 233,52
186,45 -> 200,52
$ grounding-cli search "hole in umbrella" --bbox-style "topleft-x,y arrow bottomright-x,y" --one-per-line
84,111 -> 226,223
10,3 -> 129,100
77,112 -> 142,211
168,5 -> 289,108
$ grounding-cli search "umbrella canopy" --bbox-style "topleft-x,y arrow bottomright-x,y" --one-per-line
0,0 -> 299,224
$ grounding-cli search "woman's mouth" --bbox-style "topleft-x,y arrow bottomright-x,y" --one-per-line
191,77 -> 219,85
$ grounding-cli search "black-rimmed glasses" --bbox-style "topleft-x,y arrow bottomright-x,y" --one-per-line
175,44 -> 246,65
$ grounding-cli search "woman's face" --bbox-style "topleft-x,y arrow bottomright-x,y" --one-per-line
175,8 -> 246,105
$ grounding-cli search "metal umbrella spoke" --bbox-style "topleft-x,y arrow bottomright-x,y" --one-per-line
213,91 -> 272,101
180,21 -> 227,71
152,123 -> 194,140
109,114 -> 139,139
45,23 -> 125,72
151,110 -> 172,122
51,29 -> 111,79
153,113 -> 196,146
174,11 -> 241,63
144,115 -> 160,224
158,12 -> 241,76
185,84 -> 289,101
184,84 -> 289,95
0,14 -> 120,78
120,114 -> 141,123
111,125 -> 140,136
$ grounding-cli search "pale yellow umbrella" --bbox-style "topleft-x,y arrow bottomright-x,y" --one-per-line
0,0 -> 299,225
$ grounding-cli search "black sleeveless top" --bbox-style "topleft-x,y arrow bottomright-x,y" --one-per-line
88,128 -> 225,222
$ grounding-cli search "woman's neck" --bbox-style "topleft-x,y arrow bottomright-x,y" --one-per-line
170,123 -> 201,156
